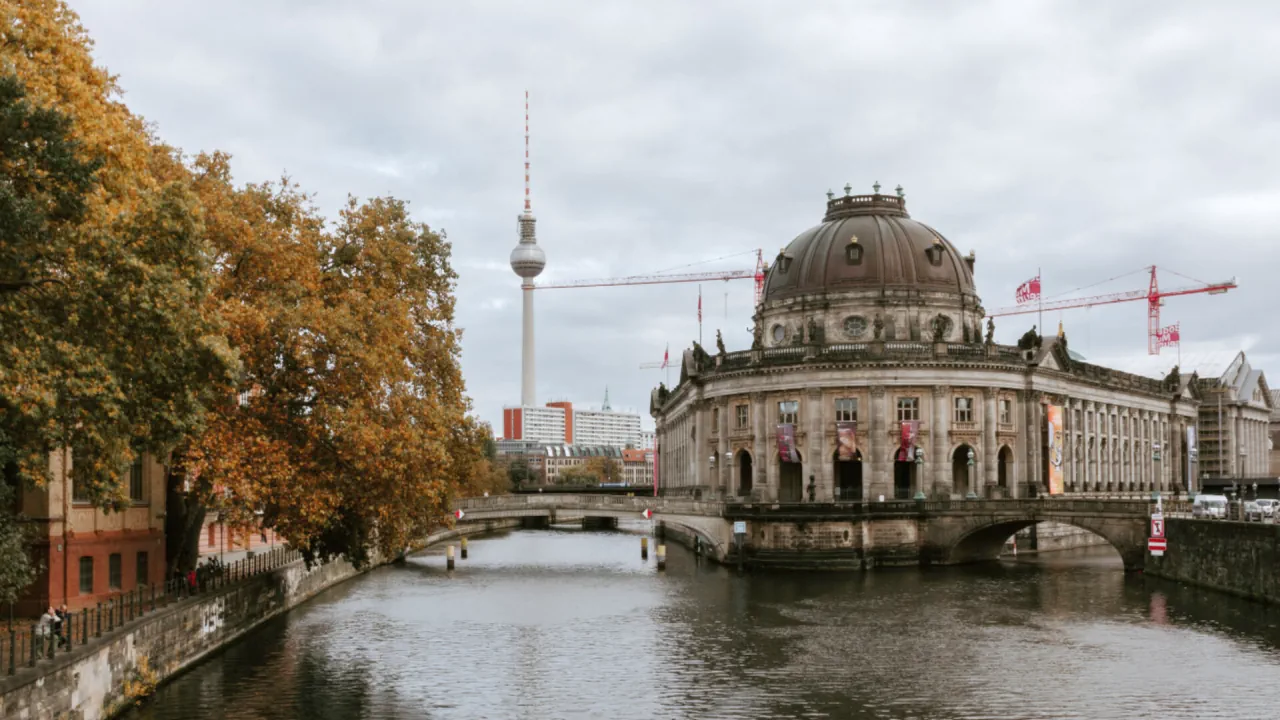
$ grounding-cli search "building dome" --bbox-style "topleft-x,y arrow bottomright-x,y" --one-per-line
756,187 -> 983,346
763,191 -> 976,303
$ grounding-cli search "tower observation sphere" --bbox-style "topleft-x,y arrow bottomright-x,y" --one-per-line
510,214 -> 545,280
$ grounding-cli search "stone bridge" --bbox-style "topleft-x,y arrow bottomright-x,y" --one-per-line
452,494 -> 1157,571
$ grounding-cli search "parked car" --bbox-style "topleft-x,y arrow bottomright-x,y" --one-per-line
1255,499 -> 1279,518
1192,494 -> 1228,519
1245,501 -> 1264,522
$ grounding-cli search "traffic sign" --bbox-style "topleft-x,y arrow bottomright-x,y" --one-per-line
1148,537 -> 1167,555
733,521 -> 747,535
1150,513 -> 1164,539
641,508 -> 653,519
454,509 -> 465,520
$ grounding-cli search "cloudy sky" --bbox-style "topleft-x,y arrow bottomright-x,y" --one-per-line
73,1 -> 1280,431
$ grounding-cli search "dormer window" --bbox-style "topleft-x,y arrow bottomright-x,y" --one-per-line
845,236 -> 863,265
777,252 -> 794,273
925,241 -> 944,266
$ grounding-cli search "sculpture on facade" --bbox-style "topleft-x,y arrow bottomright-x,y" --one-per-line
751,320 -> 763,350
715,329 -> 726,356
1164,364 -> 1181,390
1016,324 -> 1041,351
873,314 -> 884,340
931,314 -> 949,343
984,317 -> 995,345
807,317 -> 824,344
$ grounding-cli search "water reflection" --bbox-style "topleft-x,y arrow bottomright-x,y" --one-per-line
125,528 -> 1280,720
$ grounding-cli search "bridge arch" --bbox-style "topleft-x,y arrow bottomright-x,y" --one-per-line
939,512 -> 1146,571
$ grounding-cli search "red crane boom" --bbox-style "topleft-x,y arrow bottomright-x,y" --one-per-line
985,266 -> 1237,355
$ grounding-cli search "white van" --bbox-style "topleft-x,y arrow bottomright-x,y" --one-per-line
1192,494 -> 1228,519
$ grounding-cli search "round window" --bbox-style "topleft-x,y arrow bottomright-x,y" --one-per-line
843,316 -> 867,338
771,324 -> 786,343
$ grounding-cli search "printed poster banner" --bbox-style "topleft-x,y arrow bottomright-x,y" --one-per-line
1186,426 -> 1198,491
899,421 -> 919,459
776,423 -> 800,463
836,421 -> 858,461
1046,404 -> 1064,495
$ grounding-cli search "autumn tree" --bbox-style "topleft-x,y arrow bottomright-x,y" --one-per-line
585,456 -> 621,484
557,465 -> 597,486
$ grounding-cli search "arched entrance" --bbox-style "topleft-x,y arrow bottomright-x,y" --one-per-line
952,444 -> 975,497
736,450 -> 753,496
997,445 -> 1013,493
893,447 -> 915,500
779,450 -> 803,502
833,449 -> 863,501
945,516 -> 1140,570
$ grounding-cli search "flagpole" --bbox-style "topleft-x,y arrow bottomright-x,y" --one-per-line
698,285 -> 703,347
1037,267 -> 1043,337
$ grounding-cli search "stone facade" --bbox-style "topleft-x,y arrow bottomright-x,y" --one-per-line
653,191 -> 1210,504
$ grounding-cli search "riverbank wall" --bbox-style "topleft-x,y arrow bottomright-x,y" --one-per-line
1,519 -> 518,720
1145,518 -> 1280,604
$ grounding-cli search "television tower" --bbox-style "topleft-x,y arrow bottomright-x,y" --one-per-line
509,91 -> 546,406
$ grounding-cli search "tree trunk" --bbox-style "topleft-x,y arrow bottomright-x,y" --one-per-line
164,464 -> 206,574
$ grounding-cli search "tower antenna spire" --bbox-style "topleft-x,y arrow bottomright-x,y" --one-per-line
524,90 -> 531,213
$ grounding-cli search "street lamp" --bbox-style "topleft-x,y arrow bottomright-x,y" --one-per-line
965,448 -> 978,500
913,448 -> 927,501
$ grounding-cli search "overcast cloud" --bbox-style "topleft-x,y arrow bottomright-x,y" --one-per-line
72,0 -> 1280,431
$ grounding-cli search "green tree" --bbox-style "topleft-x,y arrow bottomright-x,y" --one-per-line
558,465 -> 596,486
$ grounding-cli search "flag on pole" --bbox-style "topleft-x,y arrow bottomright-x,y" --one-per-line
1156,323 -> 1180,348
661,344 -> 669,369
697,288 -> 702,323
1015,274 -> 1041,305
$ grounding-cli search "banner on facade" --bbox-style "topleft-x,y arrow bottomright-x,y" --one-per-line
836,421 -> 858,461
777,423 -> 800,463
898,421 -> 919,462
1046,404 -> 1064,495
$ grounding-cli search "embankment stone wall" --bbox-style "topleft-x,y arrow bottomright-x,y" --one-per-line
1,519 -> 518,720
1146,518 -> 1280,604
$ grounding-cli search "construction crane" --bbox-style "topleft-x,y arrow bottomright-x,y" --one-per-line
536,250 -> 769,306
985,266 -> 1237,355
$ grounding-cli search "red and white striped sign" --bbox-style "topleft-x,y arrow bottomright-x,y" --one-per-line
1148,537 -> 1166,555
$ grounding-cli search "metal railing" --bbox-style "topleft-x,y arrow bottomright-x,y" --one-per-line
0,546 -> 302,678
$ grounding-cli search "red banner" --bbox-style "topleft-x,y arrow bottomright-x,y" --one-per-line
1015,275 -> 1041,305
776,424 -> 800,463
899,421 -> 919,458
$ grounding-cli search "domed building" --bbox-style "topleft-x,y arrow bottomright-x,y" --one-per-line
652,187 -> 1205,504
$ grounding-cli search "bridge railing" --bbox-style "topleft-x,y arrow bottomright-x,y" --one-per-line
456,494 -> 1157,518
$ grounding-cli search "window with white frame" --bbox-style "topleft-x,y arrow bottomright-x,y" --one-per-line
778,401 -> 799,425
954,397 -> 974,423
735,404 -> 749,429
1001,398 -> 1014,425
835,398 -> 858,423
896,397 -> 919,422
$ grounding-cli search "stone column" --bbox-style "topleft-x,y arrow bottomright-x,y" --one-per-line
717,401 -> 730,496
983,388 -> 998,495
1234,412 -> 1243,478
806,389 -> 824,501
932,385 -> 950,498
693,402 -> 707,490
751,392 -> 768,501
870,385 -> 888,500
1026,393 -> 1043,495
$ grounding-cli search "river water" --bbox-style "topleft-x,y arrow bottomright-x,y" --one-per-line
123,525 -> 1280,720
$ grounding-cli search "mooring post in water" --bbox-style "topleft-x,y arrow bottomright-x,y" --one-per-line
656,544 -> 667,571
641,536 -> 649,560
460,536 -> 468,559
446,545 -> 455,571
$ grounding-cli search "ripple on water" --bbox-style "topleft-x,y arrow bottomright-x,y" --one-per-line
122,533 -> 1280,720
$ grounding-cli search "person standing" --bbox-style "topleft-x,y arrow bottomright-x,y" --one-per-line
37,607 -> 55,659
54,604 -> 68,649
